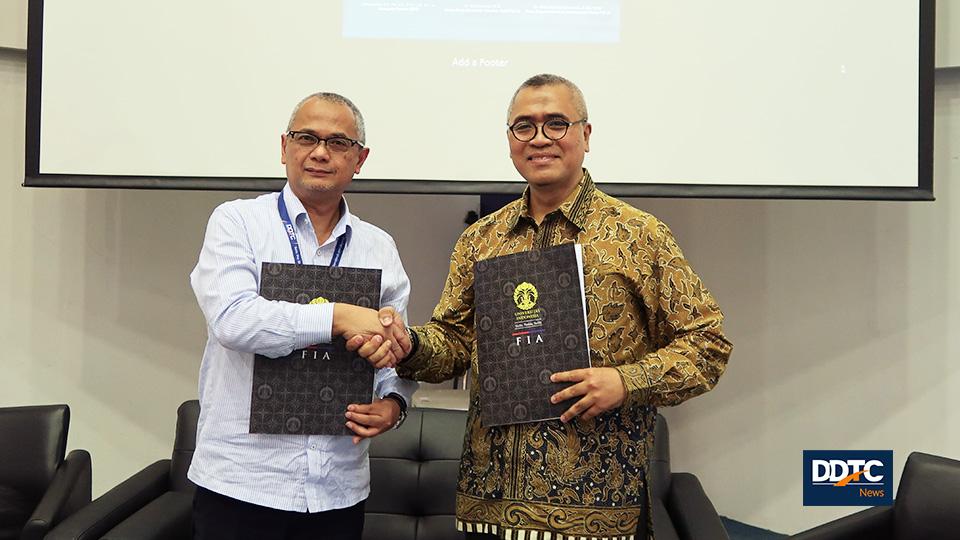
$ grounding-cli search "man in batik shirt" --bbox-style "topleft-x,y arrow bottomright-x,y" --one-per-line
354,74 -> 732,540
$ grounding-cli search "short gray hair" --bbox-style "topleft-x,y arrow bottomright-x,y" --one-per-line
287,92 -> 366,145
507,74 -> 588,122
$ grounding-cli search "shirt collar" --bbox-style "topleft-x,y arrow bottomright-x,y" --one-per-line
507,169 -> 595,231
281,184 -> 353,245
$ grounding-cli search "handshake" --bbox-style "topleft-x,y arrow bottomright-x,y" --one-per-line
332,303 -> 412,369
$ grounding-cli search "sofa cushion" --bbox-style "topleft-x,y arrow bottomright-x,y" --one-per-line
0,485 -> 32,533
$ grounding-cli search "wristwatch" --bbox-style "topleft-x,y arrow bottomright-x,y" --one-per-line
383,392 -> 408,429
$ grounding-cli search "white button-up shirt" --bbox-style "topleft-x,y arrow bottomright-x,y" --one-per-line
188,185 -> 417,512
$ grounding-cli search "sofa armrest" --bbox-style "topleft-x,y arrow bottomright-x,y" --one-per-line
791,506 -> 892,540
45,459 -> 172,540
101,491 -> 193,540
665,473 -> 729,540
21,449 -> 92,540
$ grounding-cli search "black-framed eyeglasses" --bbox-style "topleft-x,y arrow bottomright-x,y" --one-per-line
286,131 -> 363,153
507,118 -> 587,142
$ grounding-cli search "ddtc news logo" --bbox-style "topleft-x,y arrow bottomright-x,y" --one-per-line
803,450 -> 893,506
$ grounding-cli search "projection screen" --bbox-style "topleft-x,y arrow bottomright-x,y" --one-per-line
25,0 -> 935,199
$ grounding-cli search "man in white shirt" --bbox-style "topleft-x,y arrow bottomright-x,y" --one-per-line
188,92 -> 417,540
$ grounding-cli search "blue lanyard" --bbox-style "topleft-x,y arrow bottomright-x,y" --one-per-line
277,193 -> 346,267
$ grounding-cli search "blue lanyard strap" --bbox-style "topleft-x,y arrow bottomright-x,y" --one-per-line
278,193 -> 346,267
330,234 -> 346,267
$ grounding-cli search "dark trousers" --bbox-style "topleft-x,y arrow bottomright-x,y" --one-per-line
464,534 -> 498,540
193,486 -> 365,540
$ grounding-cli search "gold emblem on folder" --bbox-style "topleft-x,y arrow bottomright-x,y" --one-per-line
513,282 -> 538,310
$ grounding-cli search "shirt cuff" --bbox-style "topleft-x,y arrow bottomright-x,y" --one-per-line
293,302 -> 334,350
376,372 -> 418,405
396,327 -> 429,378
615,362 -> 653,410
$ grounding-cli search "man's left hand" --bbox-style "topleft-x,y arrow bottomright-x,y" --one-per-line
550,367 -> 627,422
345,398 -> 400,444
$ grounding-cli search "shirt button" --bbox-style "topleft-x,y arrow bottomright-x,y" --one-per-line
315,248 -> 323,256
310,444 -> 317,450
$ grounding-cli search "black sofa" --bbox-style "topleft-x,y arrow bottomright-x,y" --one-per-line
367,408 -> 728,540
45,401 -> 198,540
0,404 -> 91,540
47,401 -> 726,540
791,451 -> 960,540
363,408 -> 463,540
648,414 -> 729,540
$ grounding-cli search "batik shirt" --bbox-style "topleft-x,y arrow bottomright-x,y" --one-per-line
398,170 -> 732,540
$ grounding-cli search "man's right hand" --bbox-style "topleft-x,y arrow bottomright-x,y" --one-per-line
344,306 -> 410,369
334,304 -> 410,368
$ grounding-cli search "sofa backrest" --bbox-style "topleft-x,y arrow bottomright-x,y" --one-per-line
650,414 -> 670,501
365,408 -> 466,540
644,414 -> 675,539
0,405 -> 69,503
169,400 -> 200,494
893,451 -> 960,539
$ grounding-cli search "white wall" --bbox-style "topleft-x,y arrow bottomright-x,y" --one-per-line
2,3 -> 959,535
640,68 -> 959,531
0,0 -> 26,50
937,0 -> 960,68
